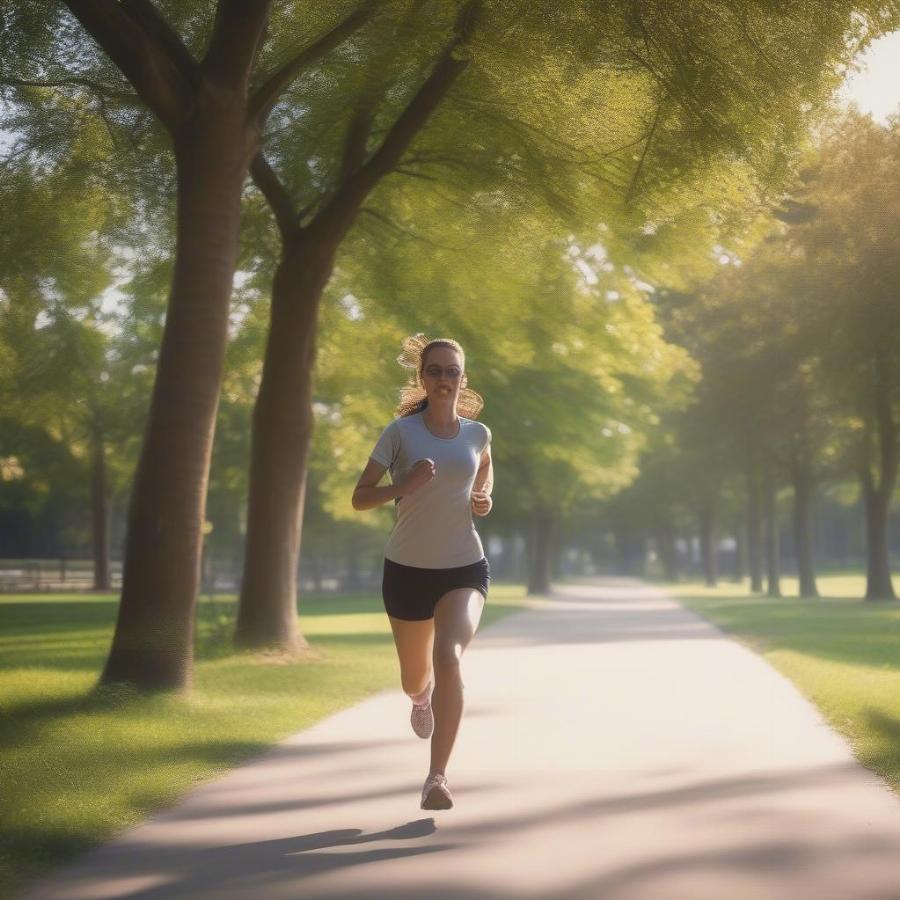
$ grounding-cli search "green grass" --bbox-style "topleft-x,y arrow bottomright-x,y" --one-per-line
0,584 -> 528,898
668,573 -> 900,796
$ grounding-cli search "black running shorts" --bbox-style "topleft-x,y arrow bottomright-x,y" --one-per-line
382,557 -> 490,621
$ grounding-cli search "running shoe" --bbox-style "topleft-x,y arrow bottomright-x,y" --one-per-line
420,772 -> 453,810
410,697 -> 434,739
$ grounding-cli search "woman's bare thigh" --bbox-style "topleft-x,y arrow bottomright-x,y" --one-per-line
433,589 -> 485,660
388,615 -> 435,694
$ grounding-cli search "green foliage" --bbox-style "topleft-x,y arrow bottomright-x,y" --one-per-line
5,0 -> 900,561
307,180 -> 697,533
613,110 -> 900,554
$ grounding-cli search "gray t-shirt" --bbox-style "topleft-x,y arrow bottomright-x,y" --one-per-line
370,412 -> 492,569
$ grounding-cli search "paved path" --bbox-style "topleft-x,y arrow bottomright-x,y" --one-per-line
22,579 -> 900,900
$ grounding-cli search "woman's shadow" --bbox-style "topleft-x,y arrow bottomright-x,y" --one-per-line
121,818 -> 457,899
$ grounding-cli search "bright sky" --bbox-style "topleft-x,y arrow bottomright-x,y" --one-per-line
838,30 -> 900,123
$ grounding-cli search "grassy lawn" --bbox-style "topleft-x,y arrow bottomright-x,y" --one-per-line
0,584 -> 528,898
667,573 -> 900,796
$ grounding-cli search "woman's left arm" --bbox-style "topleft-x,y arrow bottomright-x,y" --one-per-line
471,445 -> 493,516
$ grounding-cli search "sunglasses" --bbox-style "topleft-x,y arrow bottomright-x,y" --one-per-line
423,365 -> 463,380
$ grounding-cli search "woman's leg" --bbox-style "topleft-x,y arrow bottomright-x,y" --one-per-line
430,588 -> 485,775
388,615 -> 435,699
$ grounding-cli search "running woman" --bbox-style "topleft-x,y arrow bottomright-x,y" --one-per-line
352,334 -> 493,810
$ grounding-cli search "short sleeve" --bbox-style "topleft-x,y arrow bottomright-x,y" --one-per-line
370,420 -> 400,469
482,424 -> 492,453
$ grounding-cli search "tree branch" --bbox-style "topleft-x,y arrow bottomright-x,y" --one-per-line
249,153 -> 300,238
315,0 -> 481,238
359,207 -> 461,251
340,105 -> 375,183
120,0 -> 198,86
0,76 -> 140,104
202,0 -> 272,90
626,96 -> 664,204
394,167 -> 441,182
453,94 -> 590,162
403,151 -> 475,172
249,2 -> 380,124
62,0 -> 191,130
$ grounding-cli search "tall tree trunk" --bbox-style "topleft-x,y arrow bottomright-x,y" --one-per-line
235,237 -> 332,649
747,452 -> 764,593
733,516 -> 747,583
863,481 -> 895,601
791,462 -> 819,599
763,460 -> 781,598
862,358 -> 898,602
698,504 -> 716,587
102,102 -> 256,689
90,423 -> 110,591
67,0 -> 370,689
527,506 -> 553,595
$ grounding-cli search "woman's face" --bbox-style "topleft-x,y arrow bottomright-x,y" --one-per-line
421,346 -> 464,406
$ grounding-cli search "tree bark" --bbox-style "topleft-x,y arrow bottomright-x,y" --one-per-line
791,462 -> 819,598
89,422 -> 110,591
234,237 -> 332,649
863,480 -> 896,601
102,96 -> 257,689
733,516 -> 747,583
763,460 -> 781,598
746,453 -> 764,593
698,504 -> 716,587
862,356 -> 898,602
527,506 -> 553,595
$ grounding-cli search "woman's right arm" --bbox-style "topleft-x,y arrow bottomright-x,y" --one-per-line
352,458 -> 435,511
352,460 -> 398,510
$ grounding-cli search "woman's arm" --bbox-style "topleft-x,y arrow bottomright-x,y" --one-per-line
352,458 -> 435,511
471,445 -> 493,516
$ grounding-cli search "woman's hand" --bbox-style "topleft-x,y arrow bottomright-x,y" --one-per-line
471,490 -> 492,516
399,458 -> 435,496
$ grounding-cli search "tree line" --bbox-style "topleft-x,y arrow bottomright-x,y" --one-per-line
606,112 -> 900,601
1,0 -> 897,690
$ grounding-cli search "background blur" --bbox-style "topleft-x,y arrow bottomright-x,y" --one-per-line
2,11 -> 899,601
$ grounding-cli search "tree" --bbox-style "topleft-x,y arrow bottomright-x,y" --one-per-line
0,120 -> 128,585
794,113 -> 900,600
234,2 -> 481,649
312,211 -> 695,594
237,0 -> 898,637
3,1 -> 379,688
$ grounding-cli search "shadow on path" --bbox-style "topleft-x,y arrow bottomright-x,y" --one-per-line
117,819 -> 453,899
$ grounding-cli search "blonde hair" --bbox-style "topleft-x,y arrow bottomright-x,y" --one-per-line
395,333 -> 484,419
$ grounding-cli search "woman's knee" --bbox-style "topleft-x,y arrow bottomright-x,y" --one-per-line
433,642 -> 463,677
400,669 -> 431,696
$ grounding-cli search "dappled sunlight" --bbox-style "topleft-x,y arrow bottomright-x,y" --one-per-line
5,2 -> 900,896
